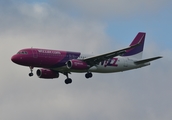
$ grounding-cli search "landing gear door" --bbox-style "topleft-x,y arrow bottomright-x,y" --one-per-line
32,49 -> 38,58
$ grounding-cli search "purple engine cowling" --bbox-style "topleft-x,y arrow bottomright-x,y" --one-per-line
36,69 -> 59,79
67,59 -> 89,70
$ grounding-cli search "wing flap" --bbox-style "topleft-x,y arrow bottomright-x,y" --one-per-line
134,56 -> 162,64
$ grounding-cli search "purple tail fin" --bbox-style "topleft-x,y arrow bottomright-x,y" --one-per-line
121,32 -> 146,59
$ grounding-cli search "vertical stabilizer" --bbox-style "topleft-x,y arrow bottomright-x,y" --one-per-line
121,32 -> 145,59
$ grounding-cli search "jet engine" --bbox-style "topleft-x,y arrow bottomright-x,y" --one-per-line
66,59 -> 89,70
36,69 -> 59,79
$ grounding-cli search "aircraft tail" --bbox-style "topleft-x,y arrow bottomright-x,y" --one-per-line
121,32 -> 145,59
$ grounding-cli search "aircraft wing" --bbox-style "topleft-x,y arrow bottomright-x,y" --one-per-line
83,43 -> 140,66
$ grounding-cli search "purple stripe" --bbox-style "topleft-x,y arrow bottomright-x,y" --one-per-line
130,32 -> 145,46
51,52 -> 81,68
122,32 -> 145,56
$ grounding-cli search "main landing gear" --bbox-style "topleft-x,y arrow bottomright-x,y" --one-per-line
64,73 -> 72,84
29,66 -> 34,77
85,72 -> 93,79
64,72 -> 93,84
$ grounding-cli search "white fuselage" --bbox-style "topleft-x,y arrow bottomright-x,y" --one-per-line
52,54 -> 150,73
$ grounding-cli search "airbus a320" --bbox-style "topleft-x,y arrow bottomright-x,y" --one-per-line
11,32 -> 162,84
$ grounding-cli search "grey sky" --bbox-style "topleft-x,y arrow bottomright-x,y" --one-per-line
0,1 -> 171,120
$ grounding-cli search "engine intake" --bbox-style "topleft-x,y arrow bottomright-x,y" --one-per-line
36,69 -> 59,79
67,59 -> 89,70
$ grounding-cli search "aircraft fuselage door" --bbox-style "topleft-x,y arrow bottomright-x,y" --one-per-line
123,58 -> 128,67
32,49 -> 38,58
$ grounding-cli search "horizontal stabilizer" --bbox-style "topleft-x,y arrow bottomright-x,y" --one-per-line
134,56 -> 162,64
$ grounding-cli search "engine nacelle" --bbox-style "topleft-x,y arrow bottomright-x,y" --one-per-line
36,69 -> 59,79
66,59 -> 89,70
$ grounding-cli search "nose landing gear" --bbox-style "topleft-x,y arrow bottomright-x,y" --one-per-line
29,66 -> 34,77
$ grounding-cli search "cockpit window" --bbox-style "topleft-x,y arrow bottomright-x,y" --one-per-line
17,51 -> 28,54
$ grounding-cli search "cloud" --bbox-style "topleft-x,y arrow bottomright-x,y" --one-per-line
0,2 -> 111,119
0,1 -> 110,52
51,0 -> 171,18
0,1 -> 172,120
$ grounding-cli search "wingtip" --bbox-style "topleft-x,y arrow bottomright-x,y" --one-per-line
158,56 -> 163,59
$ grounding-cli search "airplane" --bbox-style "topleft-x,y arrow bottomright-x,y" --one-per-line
11,32 -> 162,84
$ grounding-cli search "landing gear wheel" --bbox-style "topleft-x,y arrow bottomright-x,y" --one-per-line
85,72 -> 93,79
65,78 -> 72,84
85,74 -> 89,78
29,73 -> 33,77
29,66 -> 34,77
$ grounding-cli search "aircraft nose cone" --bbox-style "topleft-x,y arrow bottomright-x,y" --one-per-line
11,55 -> 17,63
11,55 -> 26,66
11,55 -> 21,64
